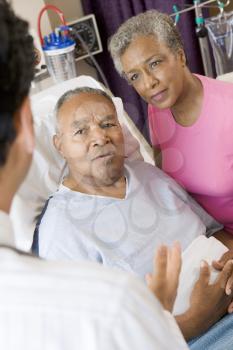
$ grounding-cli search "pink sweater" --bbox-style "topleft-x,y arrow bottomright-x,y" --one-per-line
148,74 -> 233,233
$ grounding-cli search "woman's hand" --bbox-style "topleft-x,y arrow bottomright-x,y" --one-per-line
146,241 -> 182,313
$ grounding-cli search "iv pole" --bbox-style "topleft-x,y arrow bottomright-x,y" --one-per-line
194,0 -> 214,77
170,0 -> 230,77
170,0 -> 230,17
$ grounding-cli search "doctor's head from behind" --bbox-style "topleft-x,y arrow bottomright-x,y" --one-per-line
0,0 -> 35,213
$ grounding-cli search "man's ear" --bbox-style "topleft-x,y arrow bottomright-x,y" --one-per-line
53,134 -> 64,157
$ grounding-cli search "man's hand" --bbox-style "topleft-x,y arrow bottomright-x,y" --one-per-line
176,259 -> 233,340
213,250 -> 233,307
214,229 -> 233,250
146,241 -> 182,313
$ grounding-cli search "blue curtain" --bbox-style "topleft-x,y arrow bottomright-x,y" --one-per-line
81,0 -> 204,142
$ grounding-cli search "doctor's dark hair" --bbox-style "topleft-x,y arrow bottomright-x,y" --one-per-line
108,10 -> 184,76
0,0 -> 34,166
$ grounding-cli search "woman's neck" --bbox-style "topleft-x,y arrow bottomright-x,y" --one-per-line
171,72 -> 203,127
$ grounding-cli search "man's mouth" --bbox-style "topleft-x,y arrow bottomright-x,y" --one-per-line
92,152 -> 115,161
150,89 -> 167,103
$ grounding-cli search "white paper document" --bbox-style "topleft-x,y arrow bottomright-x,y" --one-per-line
173,235 -> 228,315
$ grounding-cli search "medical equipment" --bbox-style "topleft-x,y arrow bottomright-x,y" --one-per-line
205,3 -> 233,75
38,5 -> 76,83
170,0 -> 230,18
194,0 -> 214,77
172,5 -> 180,26
67,14 -> 109,88
171,0 -> 231,77
67,14 -> 102,61
35,7 -> 109,91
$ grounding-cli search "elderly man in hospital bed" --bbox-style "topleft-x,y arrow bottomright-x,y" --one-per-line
0,1 -> 193,349
31,84 -> 233,343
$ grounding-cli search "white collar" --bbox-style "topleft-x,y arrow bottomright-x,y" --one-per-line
0,211 -> 15,247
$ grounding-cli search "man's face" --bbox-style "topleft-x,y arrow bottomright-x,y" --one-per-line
54,93 -> 125,187
121,35 -> 186,109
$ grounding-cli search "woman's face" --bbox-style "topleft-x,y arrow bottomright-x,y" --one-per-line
120,35 -> 186,109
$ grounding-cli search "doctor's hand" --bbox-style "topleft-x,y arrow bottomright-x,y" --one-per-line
145,241 -> 182,313
176,259 -> 233,340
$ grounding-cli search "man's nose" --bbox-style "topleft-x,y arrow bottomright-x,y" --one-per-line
90,127 -> 110,147
143,70 -> 158,90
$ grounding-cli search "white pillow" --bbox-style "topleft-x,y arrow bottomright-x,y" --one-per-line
10,75 -> 154,250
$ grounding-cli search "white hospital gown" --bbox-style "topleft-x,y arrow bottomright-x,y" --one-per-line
36,160 -> 221,279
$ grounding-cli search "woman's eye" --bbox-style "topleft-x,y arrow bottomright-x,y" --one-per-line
150,61 -> 160,69
130,73 -> 139,82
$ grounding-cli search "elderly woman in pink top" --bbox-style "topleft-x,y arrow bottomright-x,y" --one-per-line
109,10 -> 233,251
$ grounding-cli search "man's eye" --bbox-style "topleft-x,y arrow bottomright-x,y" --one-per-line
74,129 -> 84,135
102,123 -> 116,128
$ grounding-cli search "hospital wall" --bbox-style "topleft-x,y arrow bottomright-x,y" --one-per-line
11,0 -> 84,34
11,0 -> 52,34
44,0 -> 84,27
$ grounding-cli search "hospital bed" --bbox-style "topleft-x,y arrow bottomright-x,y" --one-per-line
10,74 -> 231,316
10,75 -> 154,251
217,72 -> 233,83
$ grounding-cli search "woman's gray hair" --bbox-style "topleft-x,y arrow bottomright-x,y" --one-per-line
54,87 -> 114,132
108,10 -> 184,76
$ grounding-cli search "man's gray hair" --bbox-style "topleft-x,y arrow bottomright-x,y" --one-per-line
108,10 -> 184,76
55,87 -> 113,117
54,87 -> 114,132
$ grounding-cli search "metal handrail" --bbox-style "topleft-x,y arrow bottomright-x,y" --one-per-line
170,0 -> 230,17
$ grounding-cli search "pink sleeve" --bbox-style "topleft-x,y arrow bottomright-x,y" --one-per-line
148,105 -> 160,148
